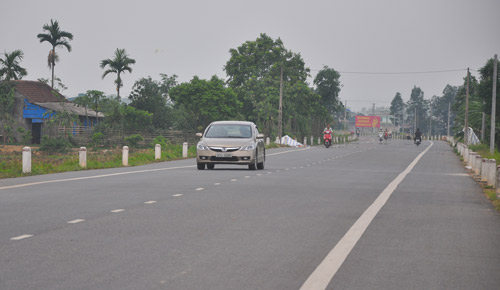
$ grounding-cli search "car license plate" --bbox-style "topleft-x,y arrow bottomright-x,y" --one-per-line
216,153 -> 232,158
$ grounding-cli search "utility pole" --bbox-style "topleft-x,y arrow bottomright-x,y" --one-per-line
344,100 -> 347,131
490,55 -> 498,154
447,102 -> 451,137
429,105 -> 432,137
465,68 -> 470,145
372,103 -> 375,133
414,106 -> 417,134
481,100 -> 486,141
278,65 -> 283,144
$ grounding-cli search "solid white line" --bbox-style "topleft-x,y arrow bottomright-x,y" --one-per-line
0,165 -> 196,191
267,147 -> 310,156
144,201 -> 157,204
10,234 -> 33,241
67,219 -> 85,224
110,209 -> 125,213
300,141 -> 434,290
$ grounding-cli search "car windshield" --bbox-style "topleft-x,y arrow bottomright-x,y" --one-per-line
205,124 -> 252,138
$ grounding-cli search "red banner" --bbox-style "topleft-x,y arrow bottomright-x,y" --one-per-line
355,116 -> 381,128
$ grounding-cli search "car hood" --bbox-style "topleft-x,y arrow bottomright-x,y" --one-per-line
201,137 -> 254,148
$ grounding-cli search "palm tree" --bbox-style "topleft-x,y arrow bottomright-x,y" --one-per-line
100,48 -> 136,99
0,50 -> 28,80
37,19 -> 73,89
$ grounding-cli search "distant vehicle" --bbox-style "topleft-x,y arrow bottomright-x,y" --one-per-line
196,121 -> 265,170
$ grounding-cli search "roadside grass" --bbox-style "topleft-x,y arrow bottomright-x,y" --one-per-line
0,144 -> 197,179
482,187 -> 500,213
468,143 -> 500,164
0,143 -> 271,179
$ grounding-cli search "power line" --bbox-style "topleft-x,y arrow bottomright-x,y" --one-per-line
310,68 -> 468,74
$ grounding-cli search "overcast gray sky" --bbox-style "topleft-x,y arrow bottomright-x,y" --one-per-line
2,0 -> 499,112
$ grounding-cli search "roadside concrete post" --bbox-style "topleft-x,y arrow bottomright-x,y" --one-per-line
303,137 -> 307,146
22,146 -> 31,174
464,147 -> 469,162
481,158 -> 488,183
310,136 -> 313,146
468,152 -> 476,168
488,161 -> 497,187
79,147 -> 87,168
182,142 -> 188,158
266,137 -> 270,146
318,137 -> 321,145
497,165 -> 500,198
474,155 -> 482,176
122,146 -> 129,166
155,144 -> 161,160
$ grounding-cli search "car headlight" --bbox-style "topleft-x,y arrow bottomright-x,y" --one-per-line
197,143 -> 209,150
240,144 -> 255,151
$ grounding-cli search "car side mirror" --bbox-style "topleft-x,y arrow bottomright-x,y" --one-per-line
256,133 -> 264,139
196,133 -> 202,137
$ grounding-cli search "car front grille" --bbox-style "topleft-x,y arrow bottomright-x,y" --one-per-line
209,147 -> 240,152
209,156 -> 239,162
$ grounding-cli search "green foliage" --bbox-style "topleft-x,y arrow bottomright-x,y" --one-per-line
0,82 -> 15,144
39,136 -> 72,153
16,127 -> 32,145
151,135 -> 170,149
100,48 -> 136,98
0,50 -> 27,80
390,92 -> 404,126
169,75 -> 242,131
122,105 -> 154,131
128,75 -> 177,129
314,65 -> 341,115
124,134 -> 144,148
91,132 -> 104,149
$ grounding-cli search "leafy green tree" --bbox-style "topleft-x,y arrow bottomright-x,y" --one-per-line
37,77 -> 67,92
314,65 -> 341,115
74,90 -> 105,127
128,75 -> 177,129
430,85 -> 457,135
0,82 -> 15,144
224,33 -> 317,137
453,74 -> 479,139
100,49 -> 136,99
390,92 -> 404,126
0,50 -> 27,80
169,75 -> 242,131
476,58 -> 500,147
37,19 -> 73,89
406,86 -> 429,134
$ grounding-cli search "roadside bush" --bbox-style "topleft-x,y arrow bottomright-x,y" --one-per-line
124,134 -> 144,148
16,127 -> 32,145
92,132 -> 104,149
39,136 -> 72,153
151,135 -> 170,149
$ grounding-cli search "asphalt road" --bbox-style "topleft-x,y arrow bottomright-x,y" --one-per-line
1,137 -> 499,290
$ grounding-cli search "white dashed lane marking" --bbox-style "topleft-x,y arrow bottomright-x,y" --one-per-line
214,183 -> 221,185
10,235 -> 33,241
144,201 -> 157,204
195,188 -> 204,191
110,209 -> 125,213
172,194 -> 183,197
230,179 -> 238,182
67,219 -> 85,224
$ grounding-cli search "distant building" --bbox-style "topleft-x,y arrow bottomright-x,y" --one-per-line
1,80 -> 104,144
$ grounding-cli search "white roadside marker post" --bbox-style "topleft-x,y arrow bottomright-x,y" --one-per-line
122,146 -> 129,166
79,147 -> 87,168
22,146 -> 31,174
182,142 -> 188,158
155,144 -> 161,160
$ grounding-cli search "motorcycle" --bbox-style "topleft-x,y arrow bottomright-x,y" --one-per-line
415,136 -> 422,146
378,132 -> 383,143
324,132 -> 332,148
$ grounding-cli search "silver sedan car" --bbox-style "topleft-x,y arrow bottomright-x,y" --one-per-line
196,121 -> 265,170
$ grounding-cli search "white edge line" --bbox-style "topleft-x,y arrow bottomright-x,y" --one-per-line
0,165 -> 196,191
10,234 -> 34,240
300,141 -> 434,290
67,219 -> 85,224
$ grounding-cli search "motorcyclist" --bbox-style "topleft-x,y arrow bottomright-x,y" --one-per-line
323,124 -> 333,142
414,128 -> 422,143
384,128 -> 389,139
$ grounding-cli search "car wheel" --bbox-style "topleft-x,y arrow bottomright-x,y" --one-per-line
197,163 -> 205,170
207,164 -> 215,170
257,149 -> 265,170
248,150 -> 257,170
